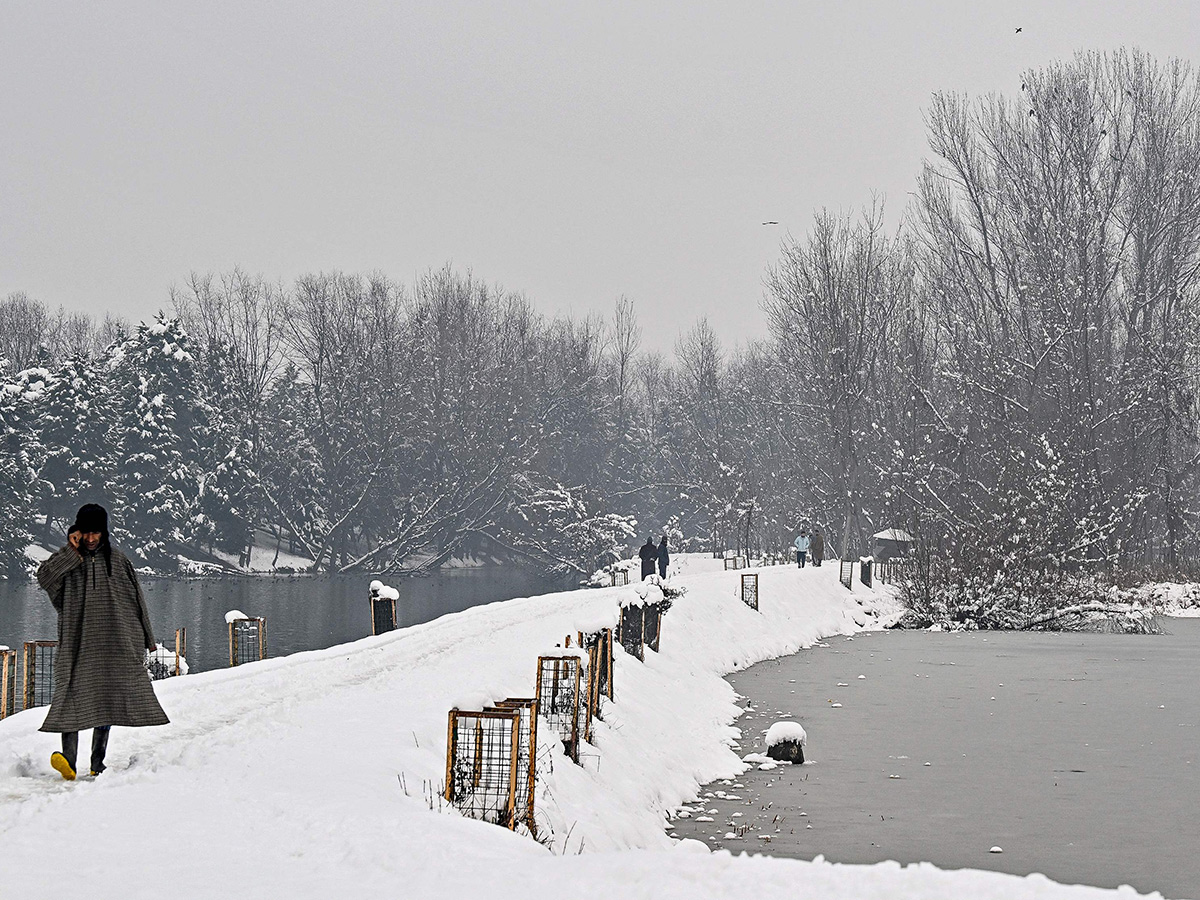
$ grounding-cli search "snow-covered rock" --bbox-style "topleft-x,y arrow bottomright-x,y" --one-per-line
764,721 -> 807,763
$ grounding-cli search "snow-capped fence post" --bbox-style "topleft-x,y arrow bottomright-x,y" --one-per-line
489,698 -> 539,836
369,581 -> 398,635
839,559 -> 854,590
740,573 -> 759,611
22,641 -> 56,709
535,655 -> 583,763
0,647 -> 17,719
444,708 -> 522,830
227,616 -> 267,666
618,604 -> 645,661
859,557 -> 874,588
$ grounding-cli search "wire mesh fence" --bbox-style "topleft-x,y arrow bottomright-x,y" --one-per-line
228,617 -> 267,667
22,641 -> 56,709
573,628 -> 614,744
642,603 -> 663,652
444,708 -> 522,829
723,556 -> 746,570
535,656 -> 582,763
371,596 -> 397,635
875,558 -> 913,585
839,559 -> 854,590
148,628 -> 188,680
0,648 -> 17,719
618,604 -> 645,661
583,628 -> 614,703
488,698 -> 539,836
612,569 -> 630,587
741,573 -> 759,611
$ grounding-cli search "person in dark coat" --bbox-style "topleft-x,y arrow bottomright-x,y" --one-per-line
36,503 -> 169,780
657,535 -> 670,579
638,536 -> 658,580
810,529 -> 825,567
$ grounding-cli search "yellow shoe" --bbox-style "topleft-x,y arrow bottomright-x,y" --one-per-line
50,752 -> 76,781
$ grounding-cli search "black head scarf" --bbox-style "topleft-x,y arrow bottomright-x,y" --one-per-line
70,503 -> 113,576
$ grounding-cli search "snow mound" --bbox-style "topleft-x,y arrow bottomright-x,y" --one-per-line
224,609 -> 249,623
765,721 -> 807,748
369,580 -> 400,601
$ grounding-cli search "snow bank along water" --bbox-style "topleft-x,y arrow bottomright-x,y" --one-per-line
0,554 -> 1169,899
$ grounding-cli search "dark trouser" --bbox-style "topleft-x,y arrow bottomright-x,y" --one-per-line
796,550 -> 807,568
658,560 -> 667,578
62,727 -> 111,774
813,554 -> 822,567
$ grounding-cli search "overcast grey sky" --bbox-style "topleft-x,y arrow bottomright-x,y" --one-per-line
2,2 -> 1198,353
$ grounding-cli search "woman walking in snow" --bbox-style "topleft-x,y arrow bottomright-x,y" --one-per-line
657,535 -> 670,579
36,503 -> 169,779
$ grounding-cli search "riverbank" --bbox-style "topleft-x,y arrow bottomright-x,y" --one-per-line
0,555 -> 1174,899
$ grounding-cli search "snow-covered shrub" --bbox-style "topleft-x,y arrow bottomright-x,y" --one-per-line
501,478 -> 637,578
895,437 -> 1135,630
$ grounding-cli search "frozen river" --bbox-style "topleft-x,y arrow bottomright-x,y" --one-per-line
669,620 -> 1200,899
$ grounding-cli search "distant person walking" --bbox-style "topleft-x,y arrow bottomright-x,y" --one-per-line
36,503 -> 169,780
794,529 -> 810,568
657,535 -> 670,579
639,536 -> 658,580
810,529 -> 825,567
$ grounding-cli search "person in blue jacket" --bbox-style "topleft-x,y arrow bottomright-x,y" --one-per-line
793,529 -> 810,568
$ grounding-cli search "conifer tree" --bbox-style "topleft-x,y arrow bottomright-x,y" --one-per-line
0,364 -> 49,574
33,356 -> 113,541
106,315 -> 203,569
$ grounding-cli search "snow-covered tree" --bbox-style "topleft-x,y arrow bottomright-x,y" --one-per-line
0,363 -> 50,574
32,356 -> 113,541
105,315 -> 203,569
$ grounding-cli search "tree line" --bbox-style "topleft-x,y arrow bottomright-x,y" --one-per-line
3,51 -> 1199,625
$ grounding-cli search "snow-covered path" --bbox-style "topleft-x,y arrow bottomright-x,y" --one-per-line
0,557 -> 1173,899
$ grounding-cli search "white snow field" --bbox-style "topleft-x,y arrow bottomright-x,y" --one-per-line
0,556 -> 1171,899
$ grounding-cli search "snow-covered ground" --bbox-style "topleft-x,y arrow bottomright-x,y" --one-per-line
1134,581 -> 1200,618
0,555 -> 1173,899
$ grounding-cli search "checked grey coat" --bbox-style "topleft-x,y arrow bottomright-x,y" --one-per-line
36,546 -> 169,732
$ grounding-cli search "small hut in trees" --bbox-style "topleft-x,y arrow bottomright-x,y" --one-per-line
871,529 -> 914,560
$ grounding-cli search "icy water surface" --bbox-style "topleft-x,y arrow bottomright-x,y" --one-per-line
0,568 -> 561,673
670,622 -> 1200,899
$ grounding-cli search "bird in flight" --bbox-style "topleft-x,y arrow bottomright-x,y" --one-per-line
762,221 -> 779,225
1015,26 -> 1022,33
